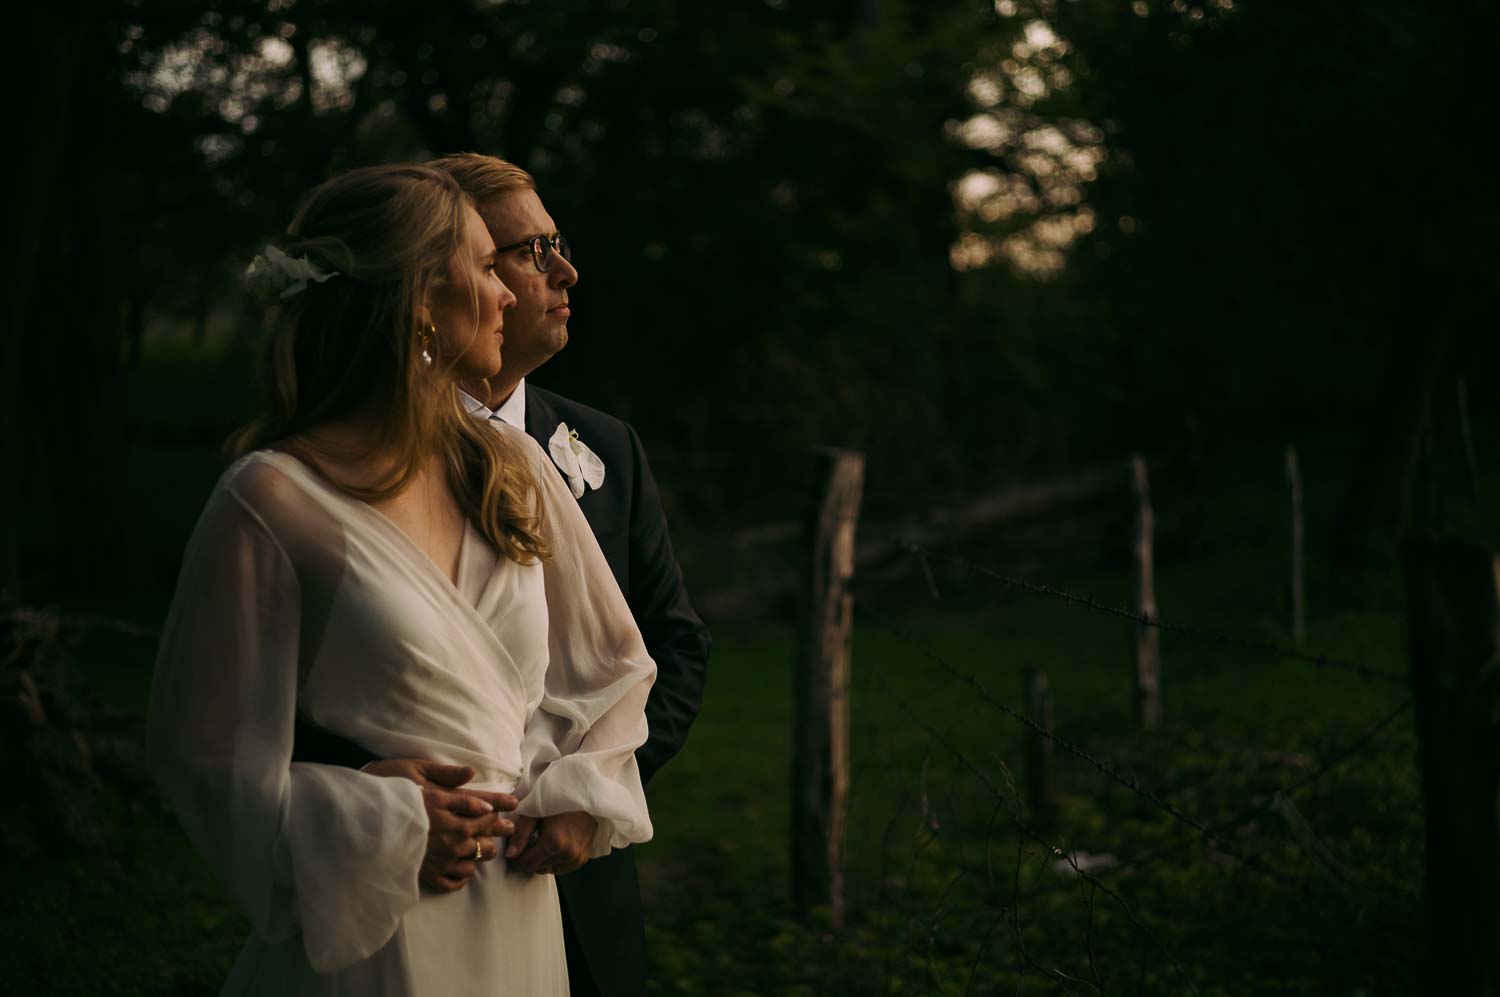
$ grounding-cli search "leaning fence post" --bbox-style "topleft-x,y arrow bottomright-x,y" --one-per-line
792,447 -> 864,928
1286,446 -> 1306,644
1024,668 -> 1055,825
1130,456 -> 1161,729
1406,538 -> 1500,995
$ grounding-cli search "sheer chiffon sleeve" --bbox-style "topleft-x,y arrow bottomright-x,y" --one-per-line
146,465 -> 429,972
510,431 -> 657,856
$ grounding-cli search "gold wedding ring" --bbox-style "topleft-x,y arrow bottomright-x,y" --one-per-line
475,840 -> 484,863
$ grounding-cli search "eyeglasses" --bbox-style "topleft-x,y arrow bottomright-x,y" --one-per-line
494,233 -> 572,274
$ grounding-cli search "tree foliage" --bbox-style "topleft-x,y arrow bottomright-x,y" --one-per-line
7,0 -> 1492,598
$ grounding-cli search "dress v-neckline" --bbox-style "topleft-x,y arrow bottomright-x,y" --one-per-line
254,449 -> 482,608
364,498 -> 472,592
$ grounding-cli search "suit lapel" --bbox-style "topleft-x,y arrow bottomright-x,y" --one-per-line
522,385 -> 627,592
525,386 -> 560,473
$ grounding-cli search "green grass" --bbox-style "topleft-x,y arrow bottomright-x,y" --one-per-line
628,442 -> 1444,994
0,805 -> 247,997
634,570 -> 1422,996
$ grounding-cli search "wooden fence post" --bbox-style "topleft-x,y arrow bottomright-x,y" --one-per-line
1024,668 -> 1055,825
1130,456 -> 1161,729
1286,446 -> 1306,645
792,448 -> 864,927
1406,538 -> 1500,996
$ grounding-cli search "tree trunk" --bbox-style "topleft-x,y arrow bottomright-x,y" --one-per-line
18,17 -> 156,600
1,9 -> 91,602
1406,538 -> 1500,995
1332,326 -> 1451,563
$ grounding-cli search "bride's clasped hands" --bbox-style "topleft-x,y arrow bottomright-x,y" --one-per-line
360,759 -> 518,892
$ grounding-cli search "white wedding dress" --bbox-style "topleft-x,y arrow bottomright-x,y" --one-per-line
147,423 -> 655,996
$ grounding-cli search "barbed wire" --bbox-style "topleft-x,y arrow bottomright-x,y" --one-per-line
854,615 -> 1416,991
906,544 -> 1406,684
855,598 -> 1397,905
1012,694 -> 1415,905
924,722 -> 1205,996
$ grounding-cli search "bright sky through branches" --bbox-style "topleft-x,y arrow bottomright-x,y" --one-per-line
949,18 -> 1102,278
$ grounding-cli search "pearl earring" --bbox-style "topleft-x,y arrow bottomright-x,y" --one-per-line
419,322 -> 436,367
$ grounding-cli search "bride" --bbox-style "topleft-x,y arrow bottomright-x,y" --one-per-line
147,163 -> 655,996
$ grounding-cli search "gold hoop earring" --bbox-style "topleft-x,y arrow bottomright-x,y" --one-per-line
419,322 -> 436,367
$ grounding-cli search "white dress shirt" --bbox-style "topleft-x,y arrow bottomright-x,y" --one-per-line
458,379 -> 527,431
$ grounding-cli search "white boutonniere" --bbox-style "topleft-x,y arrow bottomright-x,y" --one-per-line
548,422 -> 605,499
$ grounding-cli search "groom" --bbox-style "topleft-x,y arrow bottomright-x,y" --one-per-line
294,153 -> 711,997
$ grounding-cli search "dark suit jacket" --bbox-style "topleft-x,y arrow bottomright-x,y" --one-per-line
292,383 -> 711,997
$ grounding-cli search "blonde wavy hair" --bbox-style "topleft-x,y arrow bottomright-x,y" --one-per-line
230,163 -> 548,564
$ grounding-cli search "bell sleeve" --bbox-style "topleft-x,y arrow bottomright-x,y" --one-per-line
511,432 -> 657,856
146,473 -> 429,972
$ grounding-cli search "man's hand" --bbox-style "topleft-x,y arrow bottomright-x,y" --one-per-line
363,759 -> 519,892
361,759 -> 517,813
507,811 -> 598,876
